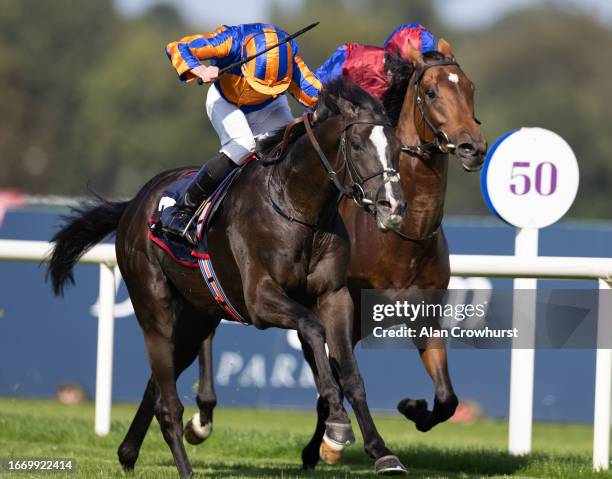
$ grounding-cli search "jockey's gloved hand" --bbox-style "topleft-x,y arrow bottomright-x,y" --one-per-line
192,65 -> 219,84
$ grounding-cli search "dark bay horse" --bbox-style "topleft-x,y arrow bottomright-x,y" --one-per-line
190,39 -> 487,469
47,79 -> 408,477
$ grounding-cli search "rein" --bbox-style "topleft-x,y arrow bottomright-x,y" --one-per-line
394,221 -> 441,243
267,112 -> 397,228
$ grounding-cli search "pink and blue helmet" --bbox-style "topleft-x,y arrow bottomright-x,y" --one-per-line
314,23 -> 437,100
384,23 -> 436,58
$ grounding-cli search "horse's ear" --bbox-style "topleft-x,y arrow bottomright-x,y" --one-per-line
335,96 -> 359,119
315,100 -> 332,123
437,38 -> 455,60
403,42 -> 423,67
315,90 -> 339,122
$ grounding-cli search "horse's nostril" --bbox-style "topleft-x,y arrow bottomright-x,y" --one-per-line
457,143 -> 475,155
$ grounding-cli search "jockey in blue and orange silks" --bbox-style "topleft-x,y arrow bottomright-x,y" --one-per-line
164,23 -> 322,243
315,23 -> 436,102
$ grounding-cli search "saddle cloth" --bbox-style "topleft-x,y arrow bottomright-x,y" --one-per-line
148,158 -> 255,323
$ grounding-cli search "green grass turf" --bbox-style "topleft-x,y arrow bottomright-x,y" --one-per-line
0,397 -> 610,478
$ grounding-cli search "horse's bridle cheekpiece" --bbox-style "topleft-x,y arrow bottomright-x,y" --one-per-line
304,113 -> 400,211
401,59 -> 461,158
338,117 -> 401,210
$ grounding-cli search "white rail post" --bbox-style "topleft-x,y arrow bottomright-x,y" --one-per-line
593,279 -> 612,470
94,263 -> 116,436
508,227 -> 538,455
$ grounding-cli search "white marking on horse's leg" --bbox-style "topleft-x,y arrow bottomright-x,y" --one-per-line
322,432 -> 347,451
189,412 -> 212,439
369,126 -> 398,210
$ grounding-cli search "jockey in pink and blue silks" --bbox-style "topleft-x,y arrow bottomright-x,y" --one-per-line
164,23 -> 322,243
315,23 -> 436,102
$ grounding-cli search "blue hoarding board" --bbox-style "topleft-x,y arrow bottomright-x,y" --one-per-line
0,208 -> 609,422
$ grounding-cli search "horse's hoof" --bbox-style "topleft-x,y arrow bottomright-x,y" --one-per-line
374,455 -> 407,475
184,412 -> 212,445
434,393 -> 459,422
302,445 -> 320,470
324,421 -> 355,448
319,437 -> 344,465
397,398 -> 432,432
117,443 -> 138,471
397,398 -> 428,419
301,462 -> 316,471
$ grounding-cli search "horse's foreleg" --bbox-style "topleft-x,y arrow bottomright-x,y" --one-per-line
397,338 -> 458,432
298,335 -> 334,470
295,317 -> 351,438
248,282 -> 352,444
321,288 -> 406,475
185,333 -> 216,445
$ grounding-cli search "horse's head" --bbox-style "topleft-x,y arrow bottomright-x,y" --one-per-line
316,79 -> 406,231
400,39 -> 487,171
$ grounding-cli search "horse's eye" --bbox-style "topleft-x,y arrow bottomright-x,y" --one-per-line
425,88 -> 437,99
350,138 -> 363,151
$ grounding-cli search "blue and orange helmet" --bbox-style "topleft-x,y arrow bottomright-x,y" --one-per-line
241,27 -> 294,96
384,23 -> 436,59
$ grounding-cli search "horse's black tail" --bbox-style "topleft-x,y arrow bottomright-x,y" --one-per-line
47,198 -> 130,296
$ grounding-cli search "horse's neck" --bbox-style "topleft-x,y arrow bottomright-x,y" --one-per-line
401,153 -> 448,237
395,86 -> 448,238
274,133 -> 341,225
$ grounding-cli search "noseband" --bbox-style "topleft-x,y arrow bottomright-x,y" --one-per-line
269,112 -> 399,228
401,59 -> 462,158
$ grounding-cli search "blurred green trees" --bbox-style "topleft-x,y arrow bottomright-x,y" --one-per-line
0,0 -> 610,218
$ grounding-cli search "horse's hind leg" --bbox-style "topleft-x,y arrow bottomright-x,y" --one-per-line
117,377 -> 156,470
118,340 -> 207,471
117,280 -> 206,479
184,333 -> 217,445
397,339 -> 458,432
118,331 -> 211,473
147,331 -> 193,478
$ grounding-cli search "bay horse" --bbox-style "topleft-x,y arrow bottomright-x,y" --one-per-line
189,39 -> 487,469
309,39 -> 487,467
47,79 -> 409,478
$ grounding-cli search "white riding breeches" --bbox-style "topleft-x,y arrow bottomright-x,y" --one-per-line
205,84 -> 294,165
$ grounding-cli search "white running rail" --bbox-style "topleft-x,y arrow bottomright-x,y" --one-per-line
0,239 -> 117,437
0,239 -> 610,470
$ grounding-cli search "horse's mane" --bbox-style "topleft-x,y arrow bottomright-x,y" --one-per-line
382,50 -> 448,126
382,54 -> 413,127
257,78 -> 386,163
317,76 -> 386,117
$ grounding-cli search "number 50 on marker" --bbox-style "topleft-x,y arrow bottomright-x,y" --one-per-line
481,127 -> 579,229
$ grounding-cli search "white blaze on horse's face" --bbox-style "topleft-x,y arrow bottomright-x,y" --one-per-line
448,73 -> 460,84
369,125 -> 400,210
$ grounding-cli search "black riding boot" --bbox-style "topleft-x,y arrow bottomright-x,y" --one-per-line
162,152 -> 237,244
